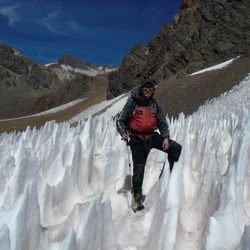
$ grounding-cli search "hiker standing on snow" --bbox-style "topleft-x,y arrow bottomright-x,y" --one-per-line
116,79 -> 182,208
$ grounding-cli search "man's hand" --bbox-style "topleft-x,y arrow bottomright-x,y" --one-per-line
122,131 -> 130,141
162,138 -> 169,151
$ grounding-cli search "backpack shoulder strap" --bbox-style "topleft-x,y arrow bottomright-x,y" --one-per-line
128,96 -> 136,118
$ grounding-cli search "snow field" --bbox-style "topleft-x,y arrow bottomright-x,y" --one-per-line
0,74 -> 249,249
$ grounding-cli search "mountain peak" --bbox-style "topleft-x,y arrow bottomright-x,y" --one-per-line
58,54 -> 95,70
57,54 -> 115,71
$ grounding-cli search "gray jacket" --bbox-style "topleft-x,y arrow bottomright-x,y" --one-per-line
116,87 -> 170,139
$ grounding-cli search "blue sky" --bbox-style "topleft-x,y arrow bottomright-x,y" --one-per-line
0,0 -> 181,66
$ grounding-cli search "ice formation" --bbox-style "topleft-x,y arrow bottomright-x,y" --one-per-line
0,74 -> 249,249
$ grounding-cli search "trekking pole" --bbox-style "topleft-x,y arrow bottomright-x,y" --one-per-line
158,161 -> 166,179
126,140 -> 133,192
158,153 -> 168,180
126,140 -> 139,211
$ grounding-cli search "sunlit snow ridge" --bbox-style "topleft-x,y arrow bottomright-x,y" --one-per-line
191,57 -> 239,76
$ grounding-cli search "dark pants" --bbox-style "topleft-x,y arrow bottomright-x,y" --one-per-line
129,132 -> 182,194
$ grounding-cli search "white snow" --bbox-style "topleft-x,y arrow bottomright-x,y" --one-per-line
68,94 -> 127,124
38,98 -> 88,115
45,63 -> 116,76
61,64 -> 116,77
0,67 -> 250,249
0,98 -> 86,122
45,63 -> 57,67
191,57 -> 239,76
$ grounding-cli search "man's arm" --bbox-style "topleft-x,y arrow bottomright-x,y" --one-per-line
116,97 -> 133,137
155,101 -> 170,139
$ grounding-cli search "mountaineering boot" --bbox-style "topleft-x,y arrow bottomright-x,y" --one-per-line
133,192 -> 145,211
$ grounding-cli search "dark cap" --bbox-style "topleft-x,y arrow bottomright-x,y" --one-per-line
141,79 -> 157,88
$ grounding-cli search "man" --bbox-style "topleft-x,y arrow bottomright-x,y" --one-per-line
116,78 -> 182,209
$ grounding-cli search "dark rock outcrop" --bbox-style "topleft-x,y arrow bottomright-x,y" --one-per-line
28,63 -> 59,90
107,0 -> 250,98
0,44 -> 29,75
0,43 -> 60,91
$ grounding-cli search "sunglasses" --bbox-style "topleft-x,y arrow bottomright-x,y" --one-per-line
142,87 -> 155,92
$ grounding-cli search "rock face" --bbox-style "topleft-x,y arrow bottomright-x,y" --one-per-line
0,43 -> 62,119
107,0 -> 250,98
0,43 -> 60,91
0,44 -> 29,75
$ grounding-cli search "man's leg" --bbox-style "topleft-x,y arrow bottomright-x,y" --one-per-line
129,136 -> 148,195
151,132 -> 182,173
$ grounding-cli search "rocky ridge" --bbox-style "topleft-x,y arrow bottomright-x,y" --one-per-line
48,54 -> 116,77
0,43 -> 60,91
0,44 -> 110,119
107,0 -> 250,98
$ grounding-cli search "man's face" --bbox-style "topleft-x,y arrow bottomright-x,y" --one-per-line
141,86 -> 155,99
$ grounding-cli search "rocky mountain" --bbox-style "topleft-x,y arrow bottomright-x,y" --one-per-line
0,43 -> 62,119
107,0 -> 250,98
31,74 -> 108,114
0,44 -> 111,119
0,43 -> 60,91
31,55 -> 114,114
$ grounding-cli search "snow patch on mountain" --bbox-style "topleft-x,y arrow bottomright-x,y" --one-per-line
191,57 -> 239,76
69,94 -> 127,123
196,73 -> 250,115
0,98 -> 87,122
44,62 -> 57,67
60,64 -> 116,77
